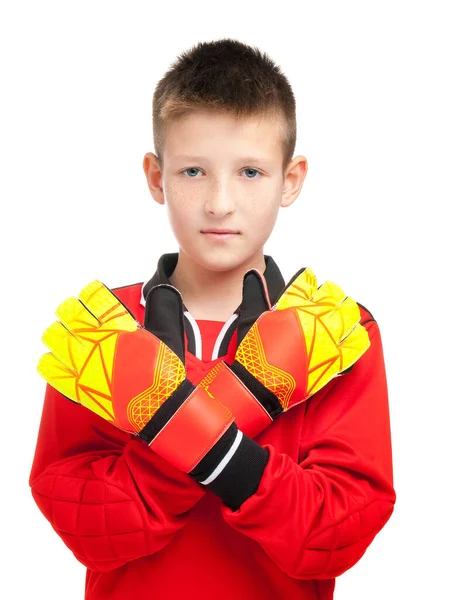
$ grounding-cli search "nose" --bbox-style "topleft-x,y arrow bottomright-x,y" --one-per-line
204,180 -> 236,217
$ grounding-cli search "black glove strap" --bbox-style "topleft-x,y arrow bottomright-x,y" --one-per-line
229,360 -> 284,419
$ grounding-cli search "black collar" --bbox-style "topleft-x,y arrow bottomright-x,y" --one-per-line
140,252 -> 286,359
141,252 -> 286,309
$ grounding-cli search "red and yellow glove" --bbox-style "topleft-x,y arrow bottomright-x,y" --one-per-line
202,266 -> 371,438
36,281 -> 244,481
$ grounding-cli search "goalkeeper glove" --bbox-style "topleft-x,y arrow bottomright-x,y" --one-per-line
36,280 -> 266,493
200,266 -> 371,438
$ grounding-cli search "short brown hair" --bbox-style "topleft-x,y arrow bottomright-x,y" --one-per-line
152,38 -> 297,175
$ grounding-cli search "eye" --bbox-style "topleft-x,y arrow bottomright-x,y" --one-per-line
180,167 -> 262,179
241,168 -> 261,179
180,167 -> 203,178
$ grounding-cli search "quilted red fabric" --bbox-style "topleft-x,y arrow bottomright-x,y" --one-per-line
29,282 -> 396,599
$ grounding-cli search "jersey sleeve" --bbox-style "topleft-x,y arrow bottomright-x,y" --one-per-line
218,318 -> 396,579
29,382 -> 207,572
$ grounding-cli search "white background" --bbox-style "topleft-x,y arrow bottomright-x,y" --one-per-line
1,1 -> 447,598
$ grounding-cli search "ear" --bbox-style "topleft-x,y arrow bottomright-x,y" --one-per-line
281,155 -> 308,208
144,284 -> 186,361
143,152 -> 165,205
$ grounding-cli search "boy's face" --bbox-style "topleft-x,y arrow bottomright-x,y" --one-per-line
143,110 -> 307,273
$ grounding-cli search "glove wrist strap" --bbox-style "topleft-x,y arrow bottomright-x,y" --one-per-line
139,383 -> 235,473
206,362 -> 282,438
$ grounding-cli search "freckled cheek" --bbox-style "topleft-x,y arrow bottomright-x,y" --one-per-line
164,183 -> 195,212
164,181 -> 202,209
163,189 -> 199,237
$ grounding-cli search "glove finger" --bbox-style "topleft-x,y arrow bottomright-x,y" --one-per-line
78,280 -> 137,330
306,322 -> 369,397
296,280 -> 344,321
237,269 -> 272,345
338,322 -> 371,370
144,284 -> 186,363
37,352 -> 79,401
321,296 -> 362,341
311,280 -> 346,307
41,320 -> 87,372
275,267 -> 318,310
37,351 -> 117,421
55,295 -> 100,337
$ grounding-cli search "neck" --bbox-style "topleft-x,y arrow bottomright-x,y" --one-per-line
168,248 -> 266,321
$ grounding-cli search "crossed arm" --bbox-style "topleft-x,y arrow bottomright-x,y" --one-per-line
30,318 -> 396,578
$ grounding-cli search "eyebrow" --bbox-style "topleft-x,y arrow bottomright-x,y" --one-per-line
173,154 -> 273,164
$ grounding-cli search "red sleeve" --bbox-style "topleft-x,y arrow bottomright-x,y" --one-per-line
29,382 -> 206,572
218,318 -> 396,579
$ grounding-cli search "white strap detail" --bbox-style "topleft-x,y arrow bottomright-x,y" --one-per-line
199,429 -> 243,485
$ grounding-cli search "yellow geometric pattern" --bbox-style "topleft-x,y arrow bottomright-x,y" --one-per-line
197,362 -> 226,398
236,267 -> 371,405
37,280 -> 185,430
236,326 -> 296,409
127,342 -> 186,430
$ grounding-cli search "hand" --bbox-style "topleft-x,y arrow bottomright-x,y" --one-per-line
204,266 -> 371,437
36,280 -> 238,478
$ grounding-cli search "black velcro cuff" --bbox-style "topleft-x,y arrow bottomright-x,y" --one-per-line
205,433 -> 269,512
189,422 -> 238,482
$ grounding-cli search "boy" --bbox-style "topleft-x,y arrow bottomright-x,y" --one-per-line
29,38 -> 396,599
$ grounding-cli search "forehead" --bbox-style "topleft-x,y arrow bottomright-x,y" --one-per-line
164,110 -> 284,162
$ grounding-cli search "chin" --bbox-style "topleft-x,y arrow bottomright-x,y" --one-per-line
197,247 -> 258,273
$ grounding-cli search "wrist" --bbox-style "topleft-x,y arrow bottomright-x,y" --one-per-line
191,427 -> 269,511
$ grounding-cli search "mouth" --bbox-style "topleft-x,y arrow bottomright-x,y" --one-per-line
201,229 -> 240,241
201,229 -> 240,234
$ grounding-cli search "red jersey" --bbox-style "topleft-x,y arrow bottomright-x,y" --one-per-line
29,253 -> 396,599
